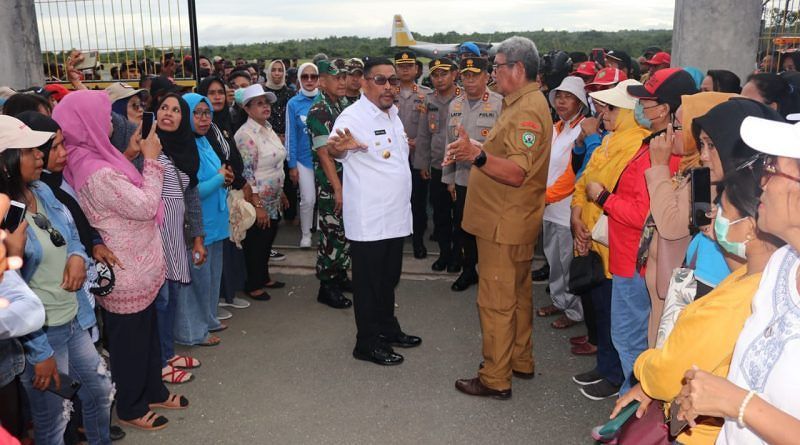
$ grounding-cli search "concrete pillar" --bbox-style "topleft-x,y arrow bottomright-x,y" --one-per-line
0,0 -> 44,89
672,0 -> 762,83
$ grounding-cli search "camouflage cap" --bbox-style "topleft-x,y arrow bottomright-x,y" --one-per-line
316,59 -> 340,76
345,57 -> 365,73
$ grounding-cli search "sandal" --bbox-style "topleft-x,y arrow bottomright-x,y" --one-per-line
161,365 -> 193,384
264,280 -> 285,289
209,323 -> 228,333
167,355 -> 201,369
118,411 -> 169,431
536,304 -> 562,317
551,314 -> 579,329
198,334 -> 221,347
149,393 -> 189,410
247,290 -> 271,301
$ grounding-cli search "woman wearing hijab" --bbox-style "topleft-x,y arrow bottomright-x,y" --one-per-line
152,94 -> 210,384
196,77 -> 253,312
286,62 -> 320,248
265,59 -> 300,224
52,90 -> 187,431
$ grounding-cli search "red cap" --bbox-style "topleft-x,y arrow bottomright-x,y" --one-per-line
626,67 -> 696,101
571,62 -> 598,77
587,68 -> 627,87
44,84 -> 70,102
642,51 -> 671,66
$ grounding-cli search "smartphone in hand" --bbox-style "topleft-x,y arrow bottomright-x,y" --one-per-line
1,201 -> 26,233
45,372 -> 81,399
141,112 -> 155,138
690,167 -> 712,229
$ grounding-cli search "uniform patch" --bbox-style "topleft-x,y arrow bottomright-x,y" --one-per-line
481,128 -> 490,137
374,129 -> 387,135
520,120 -> 541,131
522,131 -> 536,148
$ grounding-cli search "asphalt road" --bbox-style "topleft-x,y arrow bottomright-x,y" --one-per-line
120,240 -> 614,445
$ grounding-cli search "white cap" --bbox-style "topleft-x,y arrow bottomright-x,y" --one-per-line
0,115 -> 54,153
548,76 -> 588,110
740,116 -> 800,159
105,82 -> 144,103
239,84 -> 277,106
589,79 -> 642,110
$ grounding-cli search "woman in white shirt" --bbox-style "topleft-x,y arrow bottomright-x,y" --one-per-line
676,116 -> 800,445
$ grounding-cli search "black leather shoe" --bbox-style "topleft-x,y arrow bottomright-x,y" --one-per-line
413,244 -> 427,259
378,332 -> 422,348
431,258 -> 448,271
317,285 -> 352,309
352,347 -> 404,365
110,425 -> 126,441
451,270 -> 478,292
531,264 -> 550,282
338,277 -> 353,293
446,260 -> 462,274
455,377 -> 511,400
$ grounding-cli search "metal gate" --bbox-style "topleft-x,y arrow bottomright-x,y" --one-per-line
759,0 -> 800,72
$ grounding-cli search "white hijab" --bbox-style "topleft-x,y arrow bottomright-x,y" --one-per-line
298,62 -> 319,97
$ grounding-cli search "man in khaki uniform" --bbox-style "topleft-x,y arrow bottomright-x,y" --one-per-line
414,57 -> 461,272
446,37 -> 553,399
443,55 -> 503,292
393,50 -> 433,259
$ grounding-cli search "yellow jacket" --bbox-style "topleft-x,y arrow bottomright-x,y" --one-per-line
634,267 -> 760,445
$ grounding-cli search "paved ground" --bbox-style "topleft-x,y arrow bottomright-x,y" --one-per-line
121,229 -> 614,444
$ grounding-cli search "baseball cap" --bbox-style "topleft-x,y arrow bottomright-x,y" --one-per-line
212,56 -> 224,63
548,76 -> 589,110
605,50 -> 631,68
345,58 -> 365,73
0,115 -> 55,153
44,84 -> 71,102
394,51 -> 417,65
740,116 -> 800,159
429,57 -> 456,73
642,51 -> 671,66
589,79 -> 642,110
627,68 -> 698,108
316,59 -> 340,76
571,62 -> 598,77
587,68 -> 627,88
459,42 -> 481,57
105,82 -> 145,103
239,84 -> 277,106
460,56 -> 488,73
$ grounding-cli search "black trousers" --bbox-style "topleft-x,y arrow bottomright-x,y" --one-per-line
580,290 -> 598,346
0,377 -> 25,439
350,237 -> 404,351
411,168 -> 429,247
429,168 -> 455,261
454,185 -> 477,270
220,238 -> 247,303
242,218 -> 280,292
103,301 -> 169,421
283,161 -> 298,221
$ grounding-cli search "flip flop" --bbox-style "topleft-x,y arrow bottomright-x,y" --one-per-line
149,393 -> 189,410
536,304 -> 562,317
118,411 -> 168,431
551,314 -> 579,329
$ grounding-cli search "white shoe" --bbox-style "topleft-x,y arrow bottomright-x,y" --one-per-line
219,297 -> 251,309
217,308 -> 233,320
300,233 -> 312,248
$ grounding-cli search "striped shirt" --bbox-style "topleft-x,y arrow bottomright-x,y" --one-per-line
158,154 -> 192,283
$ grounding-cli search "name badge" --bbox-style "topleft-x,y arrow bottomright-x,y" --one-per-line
374,129 -> 387,135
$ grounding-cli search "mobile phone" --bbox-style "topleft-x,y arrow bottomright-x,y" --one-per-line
669,401 -> 690,437
45,372 -> 81,399
74,51 -> 98,70
1,200 -> 26,232
690,167 -> 712,229
595,401 -> 640,439
141,112 -> 155,138
591,48 -> 606,65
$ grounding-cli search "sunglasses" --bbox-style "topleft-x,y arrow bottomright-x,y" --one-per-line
31,212 -> 66,247
301,74 -> 319,81
365,75 -> 400,86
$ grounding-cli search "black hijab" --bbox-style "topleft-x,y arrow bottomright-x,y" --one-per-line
15,111 -> 97,254
156,93 -> 199,187
197,76 -> 233,134
195,77 -> 246,190
692,98 -> 785,178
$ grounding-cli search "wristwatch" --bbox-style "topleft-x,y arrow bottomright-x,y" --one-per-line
472,150 -> 487,168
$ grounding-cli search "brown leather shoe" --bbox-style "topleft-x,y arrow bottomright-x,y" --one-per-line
571,342 -> 598,356
478,361 -> 535,380
455,377 -> 511,400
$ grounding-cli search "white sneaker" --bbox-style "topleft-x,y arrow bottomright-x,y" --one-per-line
300,233 -> 312,248
219,297 -> 251,309
217,308 -> 233,320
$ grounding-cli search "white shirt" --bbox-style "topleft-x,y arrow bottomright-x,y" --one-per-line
717,245 -> 800,445
543,116 -> 583,227
331,96 -> 413,242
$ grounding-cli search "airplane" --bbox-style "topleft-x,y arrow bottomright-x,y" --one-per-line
390,14 -> 495,59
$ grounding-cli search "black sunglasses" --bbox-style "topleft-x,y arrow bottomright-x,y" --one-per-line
365,75 -> 400,86
31,213 -> 66,247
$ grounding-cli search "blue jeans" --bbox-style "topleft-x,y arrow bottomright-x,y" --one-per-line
175,240 -> 224,345
592,279 -> 624,386
155,279 -> 187,366
21,318 -> 112,445
610,273 -> 651,395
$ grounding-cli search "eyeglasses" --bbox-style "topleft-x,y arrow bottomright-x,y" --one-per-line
491,61 -> 517,71
365,75 -> 400,86
670,114 -> 683,131
193,110 -> 212,118
31,213 -> 66,247
764,156 -> 800,184
300,74 -> 319,81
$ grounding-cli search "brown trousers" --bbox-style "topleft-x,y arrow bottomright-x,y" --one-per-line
476,237 -> 535,390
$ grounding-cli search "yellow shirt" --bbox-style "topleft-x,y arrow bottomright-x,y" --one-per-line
634,266 -> 760,445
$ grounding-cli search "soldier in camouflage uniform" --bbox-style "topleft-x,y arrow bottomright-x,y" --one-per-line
307,59 -> 353,309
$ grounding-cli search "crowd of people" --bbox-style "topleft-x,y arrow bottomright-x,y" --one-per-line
2,35 -> 800,445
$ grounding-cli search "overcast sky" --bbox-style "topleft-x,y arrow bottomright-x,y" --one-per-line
194,0 -> 675,45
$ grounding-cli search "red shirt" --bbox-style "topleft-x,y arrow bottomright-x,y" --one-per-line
602,143 -> 680,278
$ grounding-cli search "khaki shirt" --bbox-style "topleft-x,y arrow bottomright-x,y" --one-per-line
414,87 -> 461,171
394,83 -> 431,141
462,82 -> 553,245
442,88 -> 503,186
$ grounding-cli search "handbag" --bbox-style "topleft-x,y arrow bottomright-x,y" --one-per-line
655,250 -> 698,348
617,401 -> 670,445
568,250 -> 606,294
591,214 -> 609,247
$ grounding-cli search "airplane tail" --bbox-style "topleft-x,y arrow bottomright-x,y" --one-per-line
390,14 -> 417,47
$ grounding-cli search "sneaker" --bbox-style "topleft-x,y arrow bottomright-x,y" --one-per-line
217,307 -> 233,320
580,379 -> 621,401
219,297 -> 251,309
572,369 -> 603,386
299,233 -> 312,248
270,249 -> 286,261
